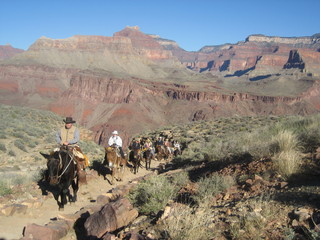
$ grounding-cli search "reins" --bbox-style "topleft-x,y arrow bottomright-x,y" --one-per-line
54,151 -> 74,183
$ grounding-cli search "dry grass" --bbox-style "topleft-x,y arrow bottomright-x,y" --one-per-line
271,130 -> 302,179
159,204 -> 215,240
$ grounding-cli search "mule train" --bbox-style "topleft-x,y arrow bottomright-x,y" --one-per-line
102,135 -> 182,184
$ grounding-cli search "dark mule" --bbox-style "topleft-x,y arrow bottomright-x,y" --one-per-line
155,145 -> 168,161
143,148 -> 154,170
129,148 -> 142,174
44,147 -> 79,210
103,146 -> 126,185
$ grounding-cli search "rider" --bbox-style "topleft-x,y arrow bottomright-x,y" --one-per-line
164,138 -> 172,154
55,117 -> 88,171
131,138 -> 141,150
108,130 -> 125,158
144,138 -> 155,156
173,140 -> 182,155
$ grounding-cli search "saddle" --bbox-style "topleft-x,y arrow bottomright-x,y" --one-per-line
54,145 -> 89,169
106,146 -> 121,158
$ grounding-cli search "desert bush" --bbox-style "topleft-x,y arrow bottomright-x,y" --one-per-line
78,140 -> 104,156
128,175 -> 179,215
11,131 -> 25,139
159,204 -> 215,240
194,173 -> 235,207
298,127 -> 320,153
27,140 -> 38,148
0,143 -> 6,152
271,130 -> 301,153
204,138 -> 242,162
14,139 -> 28,152
238,127 -> 275,159
273,150 -> 302,179
271,130 -> 302,179
0,181 -> 12,196
32,168 -> 47,182
8,150 -> 16,156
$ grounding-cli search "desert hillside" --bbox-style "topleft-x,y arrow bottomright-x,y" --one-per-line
1,104 -> 320,239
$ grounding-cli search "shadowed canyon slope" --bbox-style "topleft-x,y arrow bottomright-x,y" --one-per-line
0,27 -> 320,146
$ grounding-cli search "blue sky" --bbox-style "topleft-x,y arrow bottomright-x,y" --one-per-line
1,0 -> 319,51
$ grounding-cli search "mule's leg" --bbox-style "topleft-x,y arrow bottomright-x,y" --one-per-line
119,165 -> 124,181
111,168 -> 115,185
59,189 -> 69,210
62,188 -> 69,204
136,159 -> 140,173
134,161 -> 137,174
71,177 -> 79,202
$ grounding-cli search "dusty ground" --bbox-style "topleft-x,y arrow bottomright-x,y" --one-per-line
0,159 -> 163,240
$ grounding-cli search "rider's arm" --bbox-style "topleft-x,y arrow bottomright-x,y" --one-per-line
68,128 -> 80,145
55,129 -> 62,144
117,137 -> 123,147
108,137 -> 113,146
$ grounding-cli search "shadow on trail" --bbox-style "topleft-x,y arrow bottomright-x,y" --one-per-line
90,160 -> 111,180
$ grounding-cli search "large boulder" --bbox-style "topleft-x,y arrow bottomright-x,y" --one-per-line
22,221 -> 69,240
84,198 -> 138,238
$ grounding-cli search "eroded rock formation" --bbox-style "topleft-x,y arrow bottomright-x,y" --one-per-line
0,27 -> 319,145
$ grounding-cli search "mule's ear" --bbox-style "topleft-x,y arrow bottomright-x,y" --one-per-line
40,152 -> 51,160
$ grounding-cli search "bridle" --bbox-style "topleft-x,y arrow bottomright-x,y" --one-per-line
50,150 -> 74,184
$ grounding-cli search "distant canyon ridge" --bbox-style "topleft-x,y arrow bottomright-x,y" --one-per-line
1,26 -> 320,146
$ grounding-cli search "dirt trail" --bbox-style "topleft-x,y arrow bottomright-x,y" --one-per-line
0,160 -> 163,240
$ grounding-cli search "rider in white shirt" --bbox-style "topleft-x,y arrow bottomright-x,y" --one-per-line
108,130 -> 125,158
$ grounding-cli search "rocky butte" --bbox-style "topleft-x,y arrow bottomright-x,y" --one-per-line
0,26 -> 319,146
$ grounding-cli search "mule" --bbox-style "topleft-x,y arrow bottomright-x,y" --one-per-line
103,146 -> 126,185
173,147 -> 182,156
156,145 -> 167,160
129,148 -> 142,174
44,148 -> 79,210
143,148 -> 154,170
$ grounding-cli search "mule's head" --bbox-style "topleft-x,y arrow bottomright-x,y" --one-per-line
46,152 -> 61,185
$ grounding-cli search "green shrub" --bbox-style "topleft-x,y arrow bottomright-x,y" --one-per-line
8,150 -> 16,156
14,139 -> 28,152
298,127 -> 320,153
128,175 -> 179,215
0,181 -> 12,196
194,173 -> 235,206
0,143 -> 6,152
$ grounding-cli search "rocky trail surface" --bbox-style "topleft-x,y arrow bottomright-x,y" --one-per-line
0,159 -> 165,240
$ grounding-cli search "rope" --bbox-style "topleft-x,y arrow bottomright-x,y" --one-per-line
56,152 -> 74,183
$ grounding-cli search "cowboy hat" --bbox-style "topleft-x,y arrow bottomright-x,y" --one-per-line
112,130 -> 118,135
63,117 -> 76,124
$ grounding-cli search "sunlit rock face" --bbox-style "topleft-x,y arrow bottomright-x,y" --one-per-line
0,28 -> 319,145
